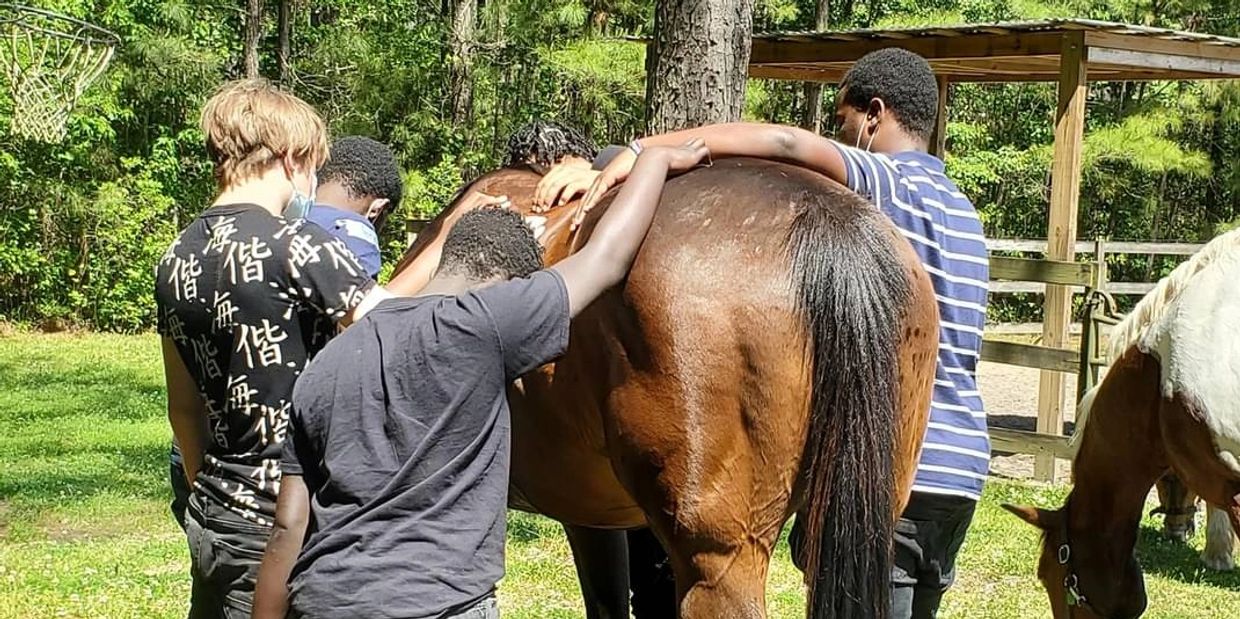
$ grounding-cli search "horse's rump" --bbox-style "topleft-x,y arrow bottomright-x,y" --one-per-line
395,159 -> 938,617
504,159 -> 834,527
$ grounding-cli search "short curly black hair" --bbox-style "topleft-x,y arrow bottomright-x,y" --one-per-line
504,120 -> 599,169
840,48 -> 939,141
439,207 -> 544,281
318,136 -> 403,230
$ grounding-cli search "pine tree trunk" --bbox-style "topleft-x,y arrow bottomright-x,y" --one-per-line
799,0 -> 830,133
277,0 -> 292,85
447,0 -> 476,128
645,0 -> 755,133
244,0 -> 263,78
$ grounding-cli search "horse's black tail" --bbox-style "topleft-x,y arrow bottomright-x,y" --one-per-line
786,191 -> 913,619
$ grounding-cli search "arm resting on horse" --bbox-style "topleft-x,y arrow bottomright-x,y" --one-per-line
636,123 -> 847,184
571,124 -> 848,217
253,475 -> 312,619
552,143 -> 706,316
161,337 -> 207,485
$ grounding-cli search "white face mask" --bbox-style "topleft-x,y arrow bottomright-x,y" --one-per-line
284,170 -> 317,220
855,122 -> 878,152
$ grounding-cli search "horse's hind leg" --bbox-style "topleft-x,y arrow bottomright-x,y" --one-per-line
671,543 -> 772,619
624,435 -> 782,619
1202,505 -> 1237,571
563,524 -> 631,619
605,373 -> 798,619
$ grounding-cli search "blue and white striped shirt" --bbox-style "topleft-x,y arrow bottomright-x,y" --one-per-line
834,144 -> 990,501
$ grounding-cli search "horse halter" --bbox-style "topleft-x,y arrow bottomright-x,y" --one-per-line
1056,503 -> 1106,617
1149,503 -> 1197,518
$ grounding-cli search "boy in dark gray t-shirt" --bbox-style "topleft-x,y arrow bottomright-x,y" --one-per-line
252,141 -> 709,619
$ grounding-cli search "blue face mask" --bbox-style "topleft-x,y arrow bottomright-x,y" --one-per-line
284,172 -> 317,220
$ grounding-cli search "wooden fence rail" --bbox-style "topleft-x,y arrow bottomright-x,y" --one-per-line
982,238 -> 1202,480
987,238 -> 1202,296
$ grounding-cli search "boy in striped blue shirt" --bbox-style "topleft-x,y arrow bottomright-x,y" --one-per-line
540,48 -> 988,618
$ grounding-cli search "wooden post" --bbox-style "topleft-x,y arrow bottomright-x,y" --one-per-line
931,75 -> 949,158
1036,33 -> 1087,482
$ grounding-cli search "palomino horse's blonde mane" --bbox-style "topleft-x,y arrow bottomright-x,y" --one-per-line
1071,227 -> 1240,445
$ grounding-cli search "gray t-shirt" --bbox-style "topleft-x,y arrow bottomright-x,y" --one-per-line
283,269 -> 570,618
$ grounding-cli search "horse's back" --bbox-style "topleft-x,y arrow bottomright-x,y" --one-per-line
617,158 -> 876,335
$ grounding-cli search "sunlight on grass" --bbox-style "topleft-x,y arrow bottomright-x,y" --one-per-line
0,333 -> 1236,618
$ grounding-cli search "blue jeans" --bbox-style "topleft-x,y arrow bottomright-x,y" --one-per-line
448,596 -> 499,619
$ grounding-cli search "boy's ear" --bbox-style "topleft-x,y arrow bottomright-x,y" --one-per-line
867,97 -> 886,124
280,153 -> 297,179
365,198 -> 390,221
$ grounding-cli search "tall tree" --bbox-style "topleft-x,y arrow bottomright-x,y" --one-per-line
799,0 -> 830,133
645,0 -> 755,133
244,0 -> 264,78
447,0 -> 477,127
278,0 -> 292,85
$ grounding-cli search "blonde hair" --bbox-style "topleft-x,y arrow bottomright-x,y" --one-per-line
200,78 -> 329,188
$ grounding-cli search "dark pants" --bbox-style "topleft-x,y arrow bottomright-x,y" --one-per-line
789,491 -> 977,619
627,528 -> 676,618
170,455 -> 191,532
185,493 -> 271,619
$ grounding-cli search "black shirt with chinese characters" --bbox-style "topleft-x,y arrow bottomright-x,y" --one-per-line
155,203 -> 374,526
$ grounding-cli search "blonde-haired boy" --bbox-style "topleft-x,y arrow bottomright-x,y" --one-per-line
156,78 -> 390,618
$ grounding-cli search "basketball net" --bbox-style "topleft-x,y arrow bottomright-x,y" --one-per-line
0,4 -> 118,142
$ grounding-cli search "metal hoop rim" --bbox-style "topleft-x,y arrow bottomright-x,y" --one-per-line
0,3 -> 121,46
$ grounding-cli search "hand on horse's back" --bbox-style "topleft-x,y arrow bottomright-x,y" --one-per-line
570,140 -> 707,230
570,148 -> 637,225
533,161 -> 601,212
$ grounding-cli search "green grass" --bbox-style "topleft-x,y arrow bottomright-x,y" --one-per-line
1,332 -> 1236,618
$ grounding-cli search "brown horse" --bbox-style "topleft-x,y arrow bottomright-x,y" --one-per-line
1006,228 -> 1240,617
389,158 -> 940,618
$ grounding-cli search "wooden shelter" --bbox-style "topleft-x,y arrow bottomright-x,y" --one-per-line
749,19 -> 1240,480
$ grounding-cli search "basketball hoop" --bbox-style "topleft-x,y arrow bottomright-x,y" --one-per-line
0,3 -> 119,142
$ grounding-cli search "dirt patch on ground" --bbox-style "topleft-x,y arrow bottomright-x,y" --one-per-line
979,361 -> 1077,482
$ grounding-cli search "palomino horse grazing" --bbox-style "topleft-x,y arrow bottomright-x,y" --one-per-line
1006,228 -> 1240,617
391,159 -> 940,618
